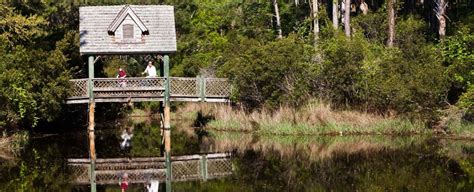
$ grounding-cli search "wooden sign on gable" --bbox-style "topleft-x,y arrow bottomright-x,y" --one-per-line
80,5 -> 177,55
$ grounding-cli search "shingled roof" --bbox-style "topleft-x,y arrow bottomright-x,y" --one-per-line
79,5 -> 177,55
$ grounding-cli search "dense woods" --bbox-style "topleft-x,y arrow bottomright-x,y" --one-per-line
0,0 -> 473,131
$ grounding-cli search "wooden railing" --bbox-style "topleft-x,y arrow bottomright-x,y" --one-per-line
68,153 -> 233,185
67,77 -> 231,103
94,77 -> 165,98
69,78 -> 88,98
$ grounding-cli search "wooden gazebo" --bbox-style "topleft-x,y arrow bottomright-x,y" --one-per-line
71,5 -> 231,192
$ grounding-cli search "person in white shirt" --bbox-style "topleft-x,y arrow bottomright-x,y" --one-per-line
142,61 -> 157,77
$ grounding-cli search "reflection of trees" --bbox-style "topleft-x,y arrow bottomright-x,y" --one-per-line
211,132 -> 428,161
129,120 -> 161,157
1,143 -> 71,191
95,118 -> 162,157
101,117 -> 209,157
0,147 -> 17,165
207,133 -> 473,191
234,140 -> 471,191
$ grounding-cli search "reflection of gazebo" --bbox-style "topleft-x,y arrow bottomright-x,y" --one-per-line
71,5 -> 231,192
68,153 -> 233,185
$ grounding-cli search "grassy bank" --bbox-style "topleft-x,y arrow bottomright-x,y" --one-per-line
450,123 -> 474,139
176,102 -> 472,137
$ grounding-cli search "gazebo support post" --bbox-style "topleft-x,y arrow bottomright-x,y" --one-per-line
87,55 -> 97,192
163,55 -> 172,192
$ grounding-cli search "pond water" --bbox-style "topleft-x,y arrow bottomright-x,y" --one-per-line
0,118 -> 473,191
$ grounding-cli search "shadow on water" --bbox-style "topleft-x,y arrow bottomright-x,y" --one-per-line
0,117 -> 473,191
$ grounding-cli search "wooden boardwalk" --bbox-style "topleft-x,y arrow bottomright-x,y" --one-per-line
66,77 -> 231,104
68,153 -> 233,185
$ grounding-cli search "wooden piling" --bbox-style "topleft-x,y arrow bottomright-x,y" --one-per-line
88,102 -> 96,160
163,55 -> 172,192
201,154 -> 208,181
87,55 -> 96,192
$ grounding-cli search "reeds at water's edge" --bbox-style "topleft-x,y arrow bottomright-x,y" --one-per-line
176,101 -> 429,136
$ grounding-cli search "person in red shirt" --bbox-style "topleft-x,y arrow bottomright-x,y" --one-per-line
117,67 -> 127,87
117,67 -> 127,78
120,173 -> 129,192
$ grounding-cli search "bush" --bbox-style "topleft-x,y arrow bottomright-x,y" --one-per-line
458,85 -> 474,121
219,34 -> 316,109
318,17 -> 448,121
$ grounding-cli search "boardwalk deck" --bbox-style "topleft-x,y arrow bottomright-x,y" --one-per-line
68,153 -> 233,185
66,77 -> 231,104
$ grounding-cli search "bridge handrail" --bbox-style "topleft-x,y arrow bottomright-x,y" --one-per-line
92,77 -> 165,80
70,78 -> 89,81
68,153 -> 233,184
68,153 -> 232,164
67,77 -> 231,99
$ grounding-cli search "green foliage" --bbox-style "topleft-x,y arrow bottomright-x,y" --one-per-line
103,57 -> 128,77
0,4 -> 71,130
0,5 -> 47,47
440,27 -> 474,120
1,0 -> 473,130
220,34 -> 316,109
368,45 -> 448,118
352,11 -> 387,44
318,17 -> 448,121
319,34 -> 369,107
458,85 -> 474,120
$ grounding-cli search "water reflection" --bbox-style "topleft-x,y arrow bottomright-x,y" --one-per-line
190,132 -> 474,191
120,128 -> 133,150
0,117 -> 472,191
210,132 -> 430,160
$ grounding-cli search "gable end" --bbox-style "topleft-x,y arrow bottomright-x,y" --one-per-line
107,5 -> 149,35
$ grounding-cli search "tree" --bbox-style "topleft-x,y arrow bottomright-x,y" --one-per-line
360,0 -> 369,15
440,27 -> 474,120
333,0 -> 339,29
219,35 -> 315,109
434,0 -> 447,39
0,4 -> 71,130
272,0 -> 283,39
311,0 -> 319,43
387,0 -> 396,47
344,0 -> 351,37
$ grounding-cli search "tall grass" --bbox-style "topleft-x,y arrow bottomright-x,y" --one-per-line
449,123 -> 474,138
437,105 -> 474,138
178,101 -> 427,135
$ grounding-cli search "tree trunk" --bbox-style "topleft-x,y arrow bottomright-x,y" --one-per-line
333,0 -> 338,29
387,0 -> 396,47
273,0 -> 283,39
436,0 -> 447,39
312,0 -> 319,43
344,0 -> 351,37
341,0 -> 345,28
360,0 -> 369,15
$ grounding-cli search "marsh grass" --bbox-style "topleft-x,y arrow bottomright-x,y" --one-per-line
130,108 -> 149,117
437,105 -> 474,138
450,123 -> 474,138
178,101 -> 426,136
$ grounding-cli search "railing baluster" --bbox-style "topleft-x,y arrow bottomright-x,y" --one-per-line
67,77 -> 230,103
